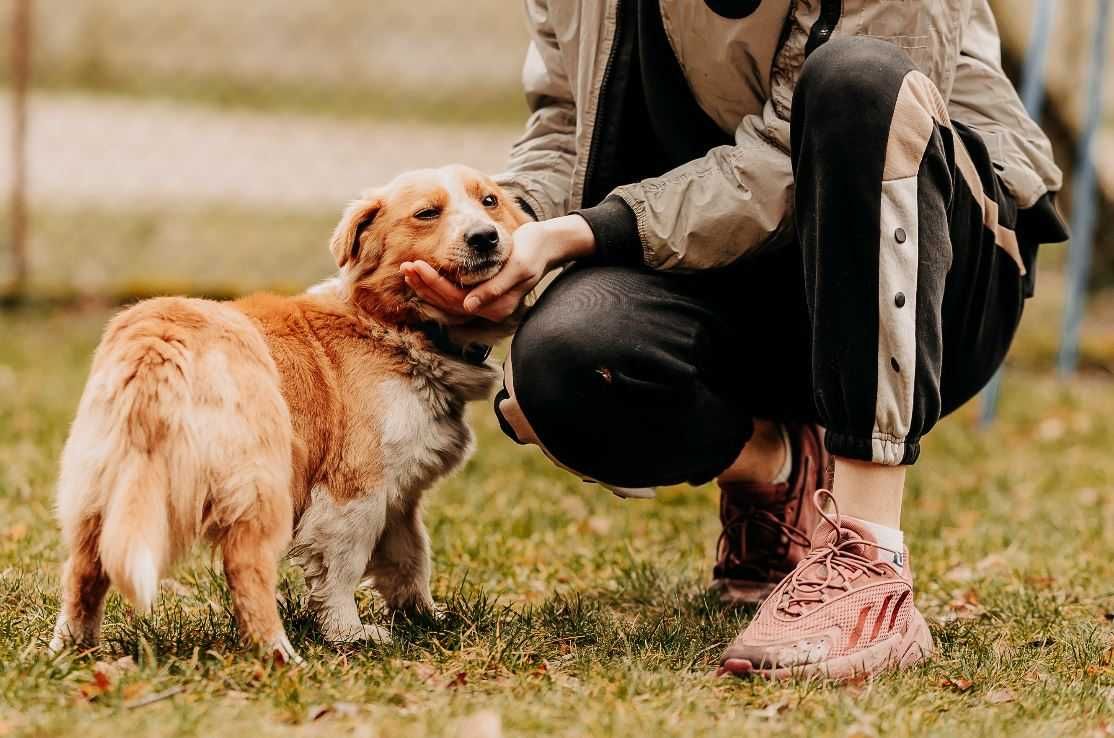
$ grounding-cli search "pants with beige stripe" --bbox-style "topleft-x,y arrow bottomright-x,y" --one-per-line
494,37 -> 1043,487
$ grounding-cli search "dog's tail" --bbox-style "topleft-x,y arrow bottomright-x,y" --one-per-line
98,451 -> 169,612
89,334 -> 193,614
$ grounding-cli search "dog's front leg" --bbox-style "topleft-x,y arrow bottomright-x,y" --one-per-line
366,501 -> 434,613
294,488 -> 390,644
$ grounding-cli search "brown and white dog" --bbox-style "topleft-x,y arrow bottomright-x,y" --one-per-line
50,165 -> 529,662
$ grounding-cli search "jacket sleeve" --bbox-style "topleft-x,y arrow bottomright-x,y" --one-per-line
585,101 -> 795,271
946,0 -> 1063,209
493,1 -> 578,222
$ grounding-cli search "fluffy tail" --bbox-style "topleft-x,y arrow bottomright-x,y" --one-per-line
98,452 -> 170,613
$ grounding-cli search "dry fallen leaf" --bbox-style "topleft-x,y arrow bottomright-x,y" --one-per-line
1023,668 -> 1051,684
453,710 -> 502,738
2,524 -> 27,542
78,669 -> 112,701
985,688 -> 1016,705
585,516 -> 612,536
1037,417 -> 1066,441
399,660 -> 438,683
945,564 -> 975,583
939,677 -> 974,692
945,589 -> 984,620
308,702 -> 360,721
94,656 -> 136,680
307,705 -> 330,721
753,700 -> 791,719
446,671 -> 468,689
121,681 -> 148,701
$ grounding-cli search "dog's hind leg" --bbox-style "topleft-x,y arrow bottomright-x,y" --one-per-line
50,516 -> 110,653
220,493 -> 300,664
366,501 -> 434,614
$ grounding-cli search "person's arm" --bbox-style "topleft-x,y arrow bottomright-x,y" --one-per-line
946,0 -> 1064,213
576,100 -> 795,271
418,101 -> 794,319
493,0 -> 579,222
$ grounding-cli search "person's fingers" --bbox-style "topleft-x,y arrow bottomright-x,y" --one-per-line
476,290 -> 525,322
409,260 -> 469,304
463,262 -> 527,313
402,269 -> 453,310
401,260 -> 474,316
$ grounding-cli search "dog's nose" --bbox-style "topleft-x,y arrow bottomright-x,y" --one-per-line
465,227 -> 500,253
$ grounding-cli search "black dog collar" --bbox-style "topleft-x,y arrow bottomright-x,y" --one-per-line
416,322 -> 493,366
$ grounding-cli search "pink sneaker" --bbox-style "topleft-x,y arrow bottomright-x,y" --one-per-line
719,490 -> 933,680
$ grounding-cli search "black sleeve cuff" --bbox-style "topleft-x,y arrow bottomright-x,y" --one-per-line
513,197 -> 539,222
1017,191 -> 1070,246
572,195 -> 643,266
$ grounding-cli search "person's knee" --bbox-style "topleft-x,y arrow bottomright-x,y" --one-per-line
795,37 -> 916,128
503,299 -> 610,439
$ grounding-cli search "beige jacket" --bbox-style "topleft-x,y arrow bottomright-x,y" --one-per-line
496,0 -> 1063,270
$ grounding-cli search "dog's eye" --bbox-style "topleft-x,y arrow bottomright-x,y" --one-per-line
414,207 -> 441,221
481,194 -> 498,208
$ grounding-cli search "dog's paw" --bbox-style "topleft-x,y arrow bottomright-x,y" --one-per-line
267,633 -> 304,666
324,622 -> 391,645
47,633 -> 69,654
48,616 -> 98,654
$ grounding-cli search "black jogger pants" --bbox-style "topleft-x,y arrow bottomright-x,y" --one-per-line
494,38 -> 1043,488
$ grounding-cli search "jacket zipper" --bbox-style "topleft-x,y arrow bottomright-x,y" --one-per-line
805,0 -> 842,56
580,0 -> 625,209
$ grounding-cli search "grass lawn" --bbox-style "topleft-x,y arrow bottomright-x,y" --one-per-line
0,278 -> 1113,737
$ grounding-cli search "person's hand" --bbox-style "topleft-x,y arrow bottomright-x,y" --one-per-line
400,214 -> 597,323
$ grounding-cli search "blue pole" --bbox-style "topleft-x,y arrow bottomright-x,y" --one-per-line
1058,0 -> 1111,374
980,0 -> 1056,425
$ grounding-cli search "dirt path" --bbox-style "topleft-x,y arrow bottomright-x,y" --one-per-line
0,93 -> 522,211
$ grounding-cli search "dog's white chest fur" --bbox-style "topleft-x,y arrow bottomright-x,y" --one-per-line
377,377 -> 474,501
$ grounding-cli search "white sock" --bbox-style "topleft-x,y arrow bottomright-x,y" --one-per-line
853,518 -> 905,569
770,424 -> 793,484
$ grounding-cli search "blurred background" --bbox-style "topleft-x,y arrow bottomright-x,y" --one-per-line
0,0 -> 529,296
0,0 -> 1111,371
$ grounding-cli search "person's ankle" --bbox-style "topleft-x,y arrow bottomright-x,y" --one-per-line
718,421 -> 790,485
829,456 -> 905,528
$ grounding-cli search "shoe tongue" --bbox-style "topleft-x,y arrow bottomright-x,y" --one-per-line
810,516 -> 883,561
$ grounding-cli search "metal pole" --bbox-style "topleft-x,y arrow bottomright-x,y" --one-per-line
9,0 -> 31,299
1058,0 -> 1110,374
980,0 -> 1056,425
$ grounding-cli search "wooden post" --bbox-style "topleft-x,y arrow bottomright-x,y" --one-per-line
9,0 -> 31,299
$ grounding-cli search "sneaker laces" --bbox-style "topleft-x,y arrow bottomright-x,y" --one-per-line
777,489 -> 901,617
716,459 -> 814,576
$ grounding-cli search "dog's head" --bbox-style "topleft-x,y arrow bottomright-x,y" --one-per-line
328,165 -> 530,327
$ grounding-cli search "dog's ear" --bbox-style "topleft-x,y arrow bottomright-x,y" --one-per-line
329,195 -> 383,269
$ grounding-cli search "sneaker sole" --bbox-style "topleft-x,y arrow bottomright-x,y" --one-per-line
719,609 -> 934,681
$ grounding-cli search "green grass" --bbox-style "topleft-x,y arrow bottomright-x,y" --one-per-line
0,205 -> 337,299
1,284 -> 1113,737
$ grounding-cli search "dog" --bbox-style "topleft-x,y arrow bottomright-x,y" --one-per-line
49,165 -> 529,662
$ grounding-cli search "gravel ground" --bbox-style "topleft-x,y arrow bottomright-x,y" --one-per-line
0,93 -> 522,211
